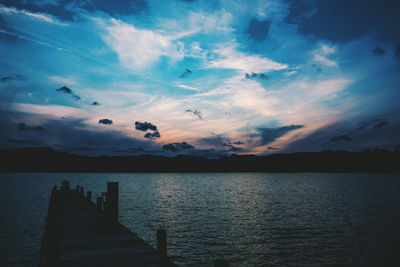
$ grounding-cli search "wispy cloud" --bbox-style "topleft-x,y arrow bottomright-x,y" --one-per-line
208,45 -> 288,73
0,5 -> 68,26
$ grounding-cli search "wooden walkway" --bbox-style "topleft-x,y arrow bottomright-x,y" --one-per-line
39,182 -> 177,267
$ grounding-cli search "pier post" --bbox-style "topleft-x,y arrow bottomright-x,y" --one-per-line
80,186 -> 84,195
96,197 -> 103,211
76,185 -> 80,191
105,182 -> 118,222
86,191 -> 92,202
215,260 -> 230,267
157,229 -> 167,264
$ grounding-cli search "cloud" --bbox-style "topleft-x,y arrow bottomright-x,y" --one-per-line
372,121 -> 388,128
244,72 -> 268,80
232,141 -> 244,145
222,142 -> 242,152
135,121 -> 160,139
98,118 -> 113,125
395,46 -> 400,61
56,86 -> 80,100
144,131 -> 160,139
175,83 -> 201,92
286,0 -> 400,43
48,75 -> 77,86
135,121 -> 157,131
180,68 -> 192,78
312,45 -> 337,67
1,74 -> 25,82
0,5 -> 67,25
162,141 -> 195,152
196,135 -> 226,147
186,109 -> 203,120
208,46 -> 287,73
103,19 -> 184,71
330,135 -> 352,142
250,125 -> 304,146
7,137 -> 44,145
0,108 -> 159,154
268,146 -> 279,150
373,46 -> 385,56
91,101 -> 100,106
17,122 -> 45,131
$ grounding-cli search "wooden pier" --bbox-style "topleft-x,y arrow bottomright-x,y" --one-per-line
39,181 -> 178,267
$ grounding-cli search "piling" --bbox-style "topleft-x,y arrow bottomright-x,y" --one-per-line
105,182 -> 118,222
86,191 -> 92,202
157,229 -> 167,264
96,197 -> 102,211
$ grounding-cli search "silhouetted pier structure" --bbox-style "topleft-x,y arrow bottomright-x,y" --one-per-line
39,181 -> 178,267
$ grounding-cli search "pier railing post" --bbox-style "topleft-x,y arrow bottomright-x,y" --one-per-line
157,229 -> 167,264
80,186 -> 84,195
105,182 -> 118,222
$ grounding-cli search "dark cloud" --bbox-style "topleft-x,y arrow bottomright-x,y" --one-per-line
222,142 -> 242,152
1,77 -> 13,82
247,19 -> 270,42
244,72 -> 268,80
285,117 -> 400,153
180,68 -> 192,78
56,86 -> 80,100
395,46 -> 400,61
330,135 -> 352,142
1,74 -> 25,82
372,121 -> 389,128
186,109 -> 203,120
91,101 -> 100,106
250,125 -> 304,146
162,142 -> 195,152
134,121 -> 160,139
79,0 -> 148,16
268,146 -> 279,150
285,0 -> 400,43
17,123 -> 45,131
196,135 -> 226,147
232,141 -> 244,145
373,46 -> 386,56
135,121 -> 157,131
0,109 -> 159,154
7,137 -> 44,145
144,131 -> 160,139
98,119 -> 113,125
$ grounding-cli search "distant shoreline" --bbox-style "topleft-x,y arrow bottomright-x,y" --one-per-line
1,147 -> 399,173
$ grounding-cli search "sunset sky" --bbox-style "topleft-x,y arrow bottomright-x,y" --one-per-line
1,0 -> 399,157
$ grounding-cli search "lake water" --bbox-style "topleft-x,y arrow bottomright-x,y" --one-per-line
0,173 -> 400,266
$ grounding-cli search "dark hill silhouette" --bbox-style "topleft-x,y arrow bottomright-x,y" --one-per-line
0,147 -> 399,172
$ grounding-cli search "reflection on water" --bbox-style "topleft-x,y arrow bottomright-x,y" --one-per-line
1,173 -> 400,266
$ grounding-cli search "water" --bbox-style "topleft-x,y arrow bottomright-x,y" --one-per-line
1,173 -> 400,266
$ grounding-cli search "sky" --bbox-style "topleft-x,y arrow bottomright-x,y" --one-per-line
0,0 -> 400,157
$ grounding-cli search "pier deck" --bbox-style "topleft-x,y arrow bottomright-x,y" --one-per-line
40,182 -> 177,267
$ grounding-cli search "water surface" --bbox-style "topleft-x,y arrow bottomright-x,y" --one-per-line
1,173 -> 399,266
